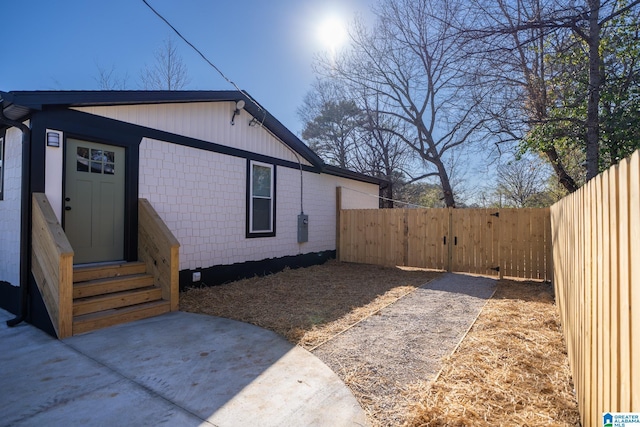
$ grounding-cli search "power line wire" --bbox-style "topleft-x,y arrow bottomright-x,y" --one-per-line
142,0 -> 307,215
141,0 -> 263,113
142,0 -> 307,214
341,186 -> 433,209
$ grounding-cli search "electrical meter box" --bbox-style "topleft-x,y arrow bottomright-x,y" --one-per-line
297,214 -> 309,243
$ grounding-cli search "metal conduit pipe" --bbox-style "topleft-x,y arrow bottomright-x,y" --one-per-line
0,107 -> 31,327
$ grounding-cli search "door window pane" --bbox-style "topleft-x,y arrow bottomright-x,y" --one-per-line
77,147 -> 90,172
79,148 -> 116,174
91,149 -> 104,173
104,151 -> 115,175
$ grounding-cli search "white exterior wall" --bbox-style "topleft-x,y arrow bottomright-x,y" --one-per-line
338,182 -> 380,210
73,103 -> 312,167
44,129 -> 64,222
139,138 -> 378,271
0,127 -> 24,286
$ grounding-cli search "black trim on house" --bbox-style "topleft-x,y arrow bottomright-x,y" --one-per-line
0,90 -> 324,168
0,91 -> 383,186
44,108 -> 321,175
0,281 -> 19,315
321,164 -> 383,185
0,128 -> 5,200
179,250 -> 335,290
32,111 -> 141,262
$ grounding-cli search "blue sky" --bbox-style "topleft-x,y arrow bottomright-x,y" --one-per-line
1,0 -> 374,134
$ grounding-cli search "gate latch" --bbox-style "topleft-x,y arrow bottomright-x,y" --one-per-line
490,266 -> 500,272
490,212 -> 500,218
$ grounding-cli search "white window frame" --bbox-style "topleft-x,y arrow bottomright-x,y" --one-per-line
247,160 -> 276,237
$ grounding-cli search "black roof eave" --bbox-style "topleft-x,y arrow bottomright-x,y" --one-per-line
0,90 -> 382,185
0,90 -> 324,168
321,164 -> 384,186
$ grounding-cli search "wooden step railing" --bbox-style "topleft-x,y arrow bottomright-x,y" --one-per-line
137,198 -> 180,311
31,195 -> 180,338
32,193 -> 74,338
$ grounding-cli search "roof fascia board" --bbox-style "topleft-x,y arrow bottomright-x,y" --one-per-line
321,164 -> 384,185
5,90 -> 324,168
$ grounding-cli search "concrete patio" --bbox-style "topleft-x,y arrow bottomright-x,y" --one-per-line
0,309 -> 368,427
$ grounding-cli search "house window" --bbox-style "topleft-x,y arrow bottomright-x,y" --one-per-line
0,134 -> 4,200
247,160 -> 276,237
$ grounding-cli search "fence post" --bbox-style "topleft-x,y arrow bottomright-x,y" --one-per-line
498,209 -> 504,279
336,186 -> 342,261
447,207 -> 453,272
403,209 -> 409,266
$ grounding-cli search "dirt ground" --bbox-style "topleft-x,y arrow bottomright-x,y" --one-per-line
180,261 -> 440,350
180,261 -> 579,426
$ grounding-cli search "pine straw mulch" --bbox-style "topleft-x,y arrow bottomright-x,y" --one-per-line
405,279 -> 580,427
180,261 -> 580,426
180,260 -> 440,350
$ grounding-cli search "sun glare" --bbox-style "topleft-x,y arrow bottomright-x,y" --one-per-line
316,15 -> 348,54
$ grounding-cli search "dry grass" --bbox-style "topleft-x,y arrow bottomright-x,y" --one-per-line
180,262 -> 580,426
404,280 -> 580,427
180,260 -> 440,350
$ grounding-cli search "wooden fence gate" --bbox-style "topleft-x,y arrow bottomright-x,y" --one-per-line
337,207 -> 552,281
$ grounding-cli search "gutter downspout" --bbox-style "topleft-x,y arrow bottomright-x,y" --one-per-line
0,108 -> 31,327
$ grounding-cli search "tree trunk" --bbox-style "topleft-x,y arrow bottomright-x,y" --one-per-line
585,0 -> 601,180
543,147 -> 579,193
434,158 -> 456,207
379,182 -> 394,208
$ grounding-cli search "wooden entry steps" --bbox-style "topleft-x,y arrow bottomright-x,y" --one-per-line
72,262 -> 170,335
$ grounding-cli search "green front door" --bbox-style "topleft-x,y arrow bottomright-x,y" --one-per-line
64,139 -> 125,264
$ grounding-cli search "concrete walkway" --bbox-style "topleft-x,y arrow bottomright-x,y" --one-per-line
0,309 -> 368,427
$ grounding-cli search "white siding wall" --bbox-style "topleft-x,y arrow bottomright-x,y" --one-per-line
74,103 -> 312,166
339,183 -> 380,210
0,128 -> 23,286
139,138 -> 378,271
45,129 -> 64,222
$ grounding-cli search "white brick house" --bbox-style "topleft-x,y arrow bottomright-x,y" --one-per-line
0,91 -> 380,331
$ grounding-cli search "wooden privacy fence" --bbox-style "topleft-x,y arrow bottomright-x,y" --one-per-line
551,150 -> 640,427
337,206 -> 552,280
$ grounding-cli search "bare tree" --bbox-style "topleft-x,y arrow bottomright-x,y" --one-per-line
140,39 -> 191,90
94,63 -> 129,90
357,95 -> 414,207
494,155 -> 553,208
316,0 -> 486,207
